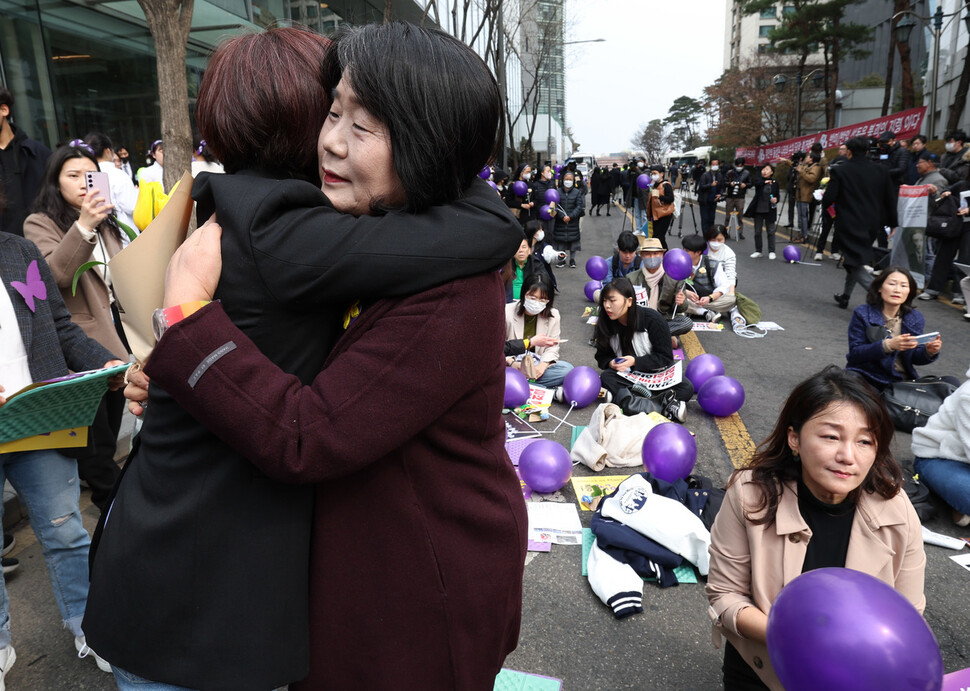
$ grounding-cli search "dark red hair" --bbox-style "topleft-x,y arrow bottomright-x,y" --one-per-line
196,28 -> 331,182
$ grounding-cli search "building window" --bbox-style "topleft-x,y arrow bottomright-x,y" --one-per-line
757,43 -> 769,54
759,25 -> 773,37
783,5 -> 796,15
759,8 -> 776,18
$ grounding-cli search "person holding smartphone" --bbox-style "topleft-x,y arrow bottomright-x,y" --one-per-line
23,140 -> 129,511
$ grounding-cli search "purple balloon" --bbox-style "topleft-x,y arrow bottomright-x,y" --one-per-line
586,255 -> 609,281
504,367 -> 530,408
584,280 -> 602,302
554,165 -> 562,174
545,188 -> 561,203
641,422 -> 697,483
767,568 -> 943,691
518,440 -> 573,493
685,354 -> 726,391
562,366 -> 601,408
479,165 -> 491,180
943,667 -> 970,690
539,204 -> 554,221
512,180 -> 528,196
697,375 -> 745,417
636,173 -> 651,190
488,181 -> 499,191
783,244 -> 801,263
662,248 -> 693,281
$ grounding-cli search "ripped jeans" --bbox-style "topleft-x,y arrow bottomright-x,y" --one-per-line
0,449 -> 91,648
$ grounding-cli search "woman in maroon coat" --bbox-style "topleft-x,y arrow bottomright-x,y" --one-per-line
128,23 -> 527,690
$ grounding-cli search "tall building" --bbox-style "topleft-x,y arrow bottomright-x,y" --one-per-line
518,0 -> 566,163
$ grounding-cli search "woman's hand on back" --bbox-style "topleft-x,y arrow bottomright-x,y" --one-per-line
79,187 -> 113,230
164,217 -> 223,307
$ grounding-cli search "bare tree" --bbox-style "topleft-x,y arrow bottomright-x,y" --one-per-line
138,0 -> 194,192
631,120 -> 669,163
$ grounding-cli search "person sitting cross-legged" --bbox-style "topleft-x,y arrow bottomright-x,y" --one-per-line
505,272 -> 573,389
681,234 -> 736,323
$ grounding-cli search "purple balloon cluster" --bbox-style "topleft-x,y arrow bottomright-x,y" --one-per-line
685,353 -> 745,418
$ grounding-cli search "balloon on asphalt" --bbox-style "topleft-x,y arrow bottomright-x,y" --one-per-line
767,568 -> 943,691
504,367 -> 531,408
641,423 -> 697,483
585,256 -> 609,281
662,248 -> 693,281
518,440 -> 573,493
685,354 -> 726,391
562,366 -> 601,408
783,245 -> 801,263
697,375 -> 745,417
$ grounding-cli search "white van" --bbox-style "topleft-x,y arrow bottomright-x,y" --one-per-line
566,152 -> 597,177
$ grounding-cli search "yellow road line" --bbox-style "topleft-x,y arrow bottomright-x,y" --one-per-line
682,330 -> 755,469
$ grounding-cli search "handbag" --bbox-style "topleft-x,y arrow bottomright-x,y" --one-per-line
926,195 -> 962,240
651,185 -> 675,218
881,376 -> 957,433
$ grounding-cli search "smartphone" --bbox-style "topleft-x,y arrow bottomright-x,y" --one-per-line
912,331 -> 940,345
84,171 -> 112,206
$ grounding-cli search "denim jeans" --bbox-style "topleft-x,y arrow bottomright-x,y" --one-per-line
914,457 -> 970,516
633,199 -> 646,235
0,449 -> 91,648
535,360 -> 574,389
112,665 -> 199,690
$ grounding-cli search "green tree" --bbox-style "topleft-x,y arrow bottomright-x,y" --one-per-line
664,96 -> 704,150
631,119 -> 669,162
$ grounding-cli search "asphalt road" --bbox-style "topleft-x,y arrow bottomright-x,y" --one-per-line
4,192 -> 969,690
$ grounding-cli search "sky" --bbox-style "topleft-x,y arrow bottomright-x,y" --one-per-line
563,0 -> 727,156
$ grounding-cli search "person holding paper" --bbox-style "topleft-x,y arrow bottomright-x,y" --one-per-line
707,367 -> 925,691
23,142 -> 129,512
593,277 -> 693,422
505,272 -> 573,389
0,231 -> 123,686
86,24 -> 526,691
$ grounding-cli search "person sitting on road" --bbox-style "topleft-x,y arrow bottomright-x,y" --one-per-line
627,236 -> 692,348
505,272 -> 573,389
707,366 -> 925,691
681,234 -> 736,323
593,277 -> 694,423
600,231 -> 641,287
912,362 -> 970,528
505,236 -> 543,303
523,220 -> 559,288
705,225 -> 738,290
845,266 -> 949,392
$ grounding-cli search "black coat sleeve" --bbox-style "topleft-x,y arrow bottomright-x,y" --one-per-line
632,308 -> 675,372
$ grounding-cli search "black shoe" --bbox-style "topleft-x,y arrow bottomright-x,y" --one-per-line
2,534 -> 14,557
2,557 -> 19,575
606,211 -> 611,216
833,293 -> 849,309
739,233 -> 745,239
569,260 -> 577,268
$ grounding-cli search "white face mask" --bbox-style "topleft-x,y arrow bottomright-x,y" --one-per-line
710,165 -> 720,172
523,298 -> 547,316
650,173 -> 660,182
946,141 -> 957,152
534,230 -> 544,243
563,180 -> 574,189
524,172 -> 533,180
709,241 -> 724,251
735,166 -> 744,172
637,161 -> 645,168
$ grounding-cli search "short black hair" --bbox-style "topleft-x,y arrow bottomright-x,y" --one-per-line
682,234 -> 706,252
616,231 -> 639,252
84,132 -> 113,159
946,129 -> 967,143
523,220 -> 541,243
734,157 -> 745,166
706,224 -> 727,242
846,136 -> 869,156
0,86 -> 12,110
912,134 -> 928,145
322,22 -> 502,213
866,265 -> 917,316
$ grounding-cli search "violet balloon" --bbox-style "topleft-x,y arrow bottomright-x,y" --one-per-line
488,181 -> 499,191
539,204 -> 554,221
478,165 -> 491,180
562,366 -> 601,408
641,423 -> 697,483
545,188 -> 561,203
767,568 -> 943,691
697,375 -> 745,417
662,248 -> 693,281
584,280 -> 601,302
504,368 -> 531,409
685,354 -> 726,391
636,173 -> 650,190
511,180 -> 528,196
518,440 -> 572,493
783,244 -> 801,263
586,255 -> 609,281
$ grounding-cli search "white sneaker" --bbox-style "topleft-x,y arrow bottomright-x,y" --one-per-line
0,646 -> 15,691
830,252 -> 842,261
768,252 -> 776,260
75,636 -> 111,673
705,310 -> 722,323
814,253 -> 823,261
863,264 -> 874,274
749,252 -> 762,258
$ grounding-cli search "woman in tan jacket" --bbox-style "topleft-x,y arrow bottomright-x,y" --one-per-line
706,366 -> 925,690
24,142 -> 128,510
794,152 -> 822,242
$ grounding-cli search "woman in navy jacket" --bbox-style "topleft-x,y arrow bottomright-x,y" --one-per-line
845,266 -> 944,390
553,170 -> 584,268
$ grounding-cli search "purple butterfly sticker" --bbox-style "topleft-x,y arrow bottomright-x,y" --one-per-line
11,260 -> 47,313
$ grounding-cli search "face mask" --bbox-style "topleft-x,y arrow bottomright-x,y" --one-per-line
642,256 -> 663,270
711,165 -> 720,172
637,162 -> 645,168
523,298 -> 546,316
524,172 -> 532,180
564,180 -> 574,189
946,142 -> 956,152
735,166 -> 744,172
650,173 -> 660,182
534,230 -> 544,243
709,241 -> 724,251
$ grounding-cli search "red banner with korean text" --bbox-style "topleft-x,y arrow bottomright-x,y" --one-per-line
735,106 -> 927,166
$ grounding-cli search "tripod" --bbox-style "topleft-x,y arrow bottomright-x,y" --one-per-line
677,180 -> 698,236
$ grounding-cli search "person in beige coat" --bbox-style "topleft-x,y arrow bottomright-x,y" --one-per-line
706,366 -> 925,691
23,142 -> 128,510
504,272 -> 573,389
794,153 -> 822,242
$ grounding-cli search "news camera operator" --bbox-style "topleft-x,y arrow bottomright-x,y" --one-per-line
723,157 -> 751,239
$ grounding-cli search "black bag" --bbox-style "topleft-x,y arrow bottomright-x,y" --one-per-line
881,376 -> 957,433
926,195 -> 963,240
903,473 -> 937,523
